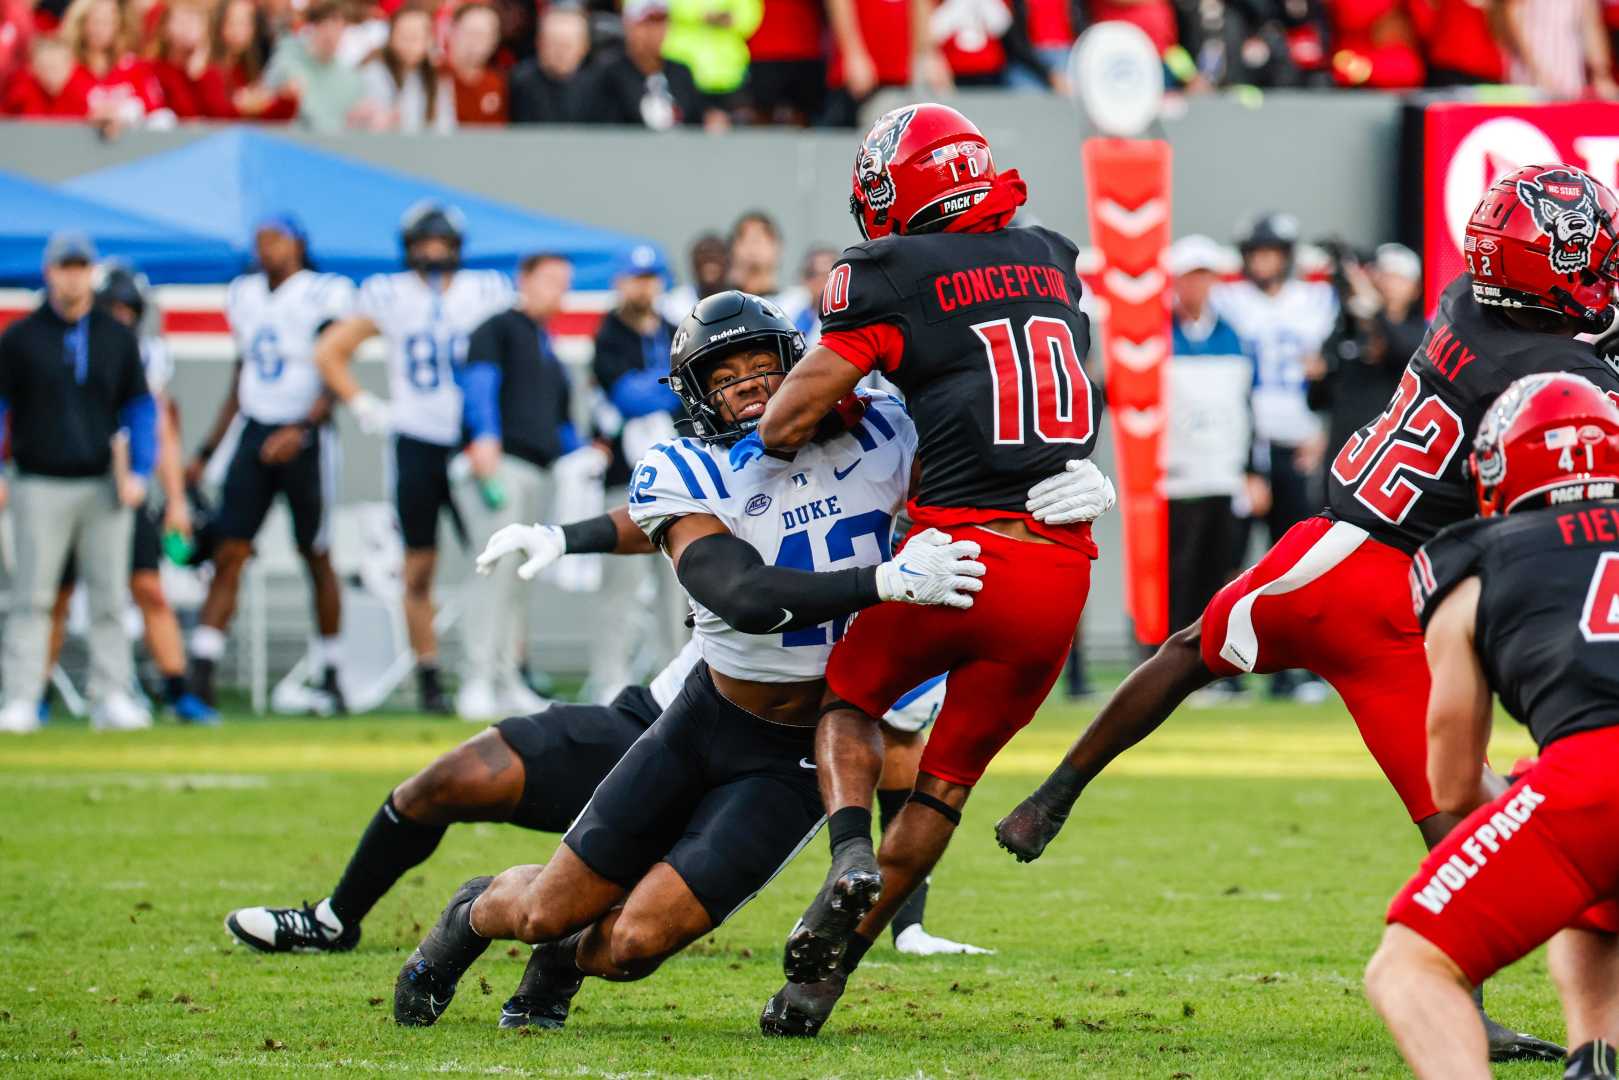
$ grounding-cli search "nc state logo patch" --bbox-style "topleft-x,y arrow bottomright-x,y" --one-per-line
1517,169 -> 1599,276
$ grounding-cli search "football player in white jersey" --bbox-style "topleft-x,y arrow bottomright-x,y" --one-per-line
1211,212 -> 1339,701
391,292 -> 1105,1032
315,202 -> 515,714
47,263 -> 216,724
187,217 -> 356,712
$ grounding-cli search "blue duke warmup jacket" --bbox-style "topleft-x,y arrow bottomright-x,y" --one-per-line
0,303 -> 155,479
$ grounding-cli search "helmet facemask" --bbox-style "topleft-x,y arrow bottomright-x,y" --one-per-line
669,335 -> 797,445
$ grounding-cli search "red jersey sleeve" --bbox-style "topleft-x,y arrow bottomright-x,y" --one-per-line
819,322 -> 904,374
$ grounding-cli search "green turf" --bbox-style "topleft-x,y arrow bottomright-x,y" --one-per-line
0,693 -> 1556,1078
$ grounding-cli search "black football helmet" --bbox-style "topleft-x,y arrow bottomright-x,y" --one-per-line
400,200 -> 467,274
1236,211 -> 1298,286
95,260 -> 151,327
667,290 -> 804,444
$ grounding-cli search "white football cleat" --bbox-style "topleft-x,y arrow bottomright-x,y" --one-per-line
91,694 -> 152,732
893,924 -> 994,957
499,676 -> 550,717
455,679 -> 503,723
0,700 -> 41,735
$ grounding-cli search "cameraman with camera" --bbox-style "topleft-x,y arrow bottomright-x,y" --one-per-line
1307,242 -> 1425,463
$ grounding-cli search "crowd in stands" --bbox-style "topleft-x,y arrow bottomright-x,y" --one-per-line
1,0 -> 1616,130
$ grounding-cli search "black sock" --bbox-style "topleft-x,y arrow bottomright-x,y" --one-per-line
840,931 -> 874,975
875,789 -> 928,938
827,806 -> 872,855
162,674 -> 188,704
418,664 -> 442,692
191,657 -> 215,705
420,877 -> 493,969
328,795 -> 448,927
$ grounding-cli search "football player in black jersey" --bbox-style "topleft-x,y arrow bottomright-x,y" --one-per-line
995,163 -> 1619,1060
745,103 -> 1117,1036
1367,372 -> 1619,1080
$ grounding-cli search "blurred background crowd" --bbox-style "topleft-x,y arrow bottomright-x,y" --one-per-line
1,0 -> 1617,133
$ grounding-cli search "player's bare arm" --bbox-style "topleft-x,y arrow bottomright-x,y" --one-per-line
1422,576 -> 1494,816
758,347 -> 865,452
314,315 -> 390,434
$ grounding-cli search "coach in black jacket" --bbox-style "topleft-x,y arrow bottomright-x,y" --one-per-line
570,0 -> 712,129
508,5 -> 587,123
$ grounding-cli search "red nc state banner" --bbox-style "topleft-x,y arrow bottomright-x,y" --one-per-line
1424,102 -> 1619,313
1083,138 -> 1172,645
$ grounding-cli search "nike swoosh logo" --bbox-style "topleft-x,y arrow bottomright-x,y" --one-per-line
428,994 -> 448,1016
799,758 -> 817,769
900,565 -> 925,576
768,609 -> 794,631
833,460 -> 861,480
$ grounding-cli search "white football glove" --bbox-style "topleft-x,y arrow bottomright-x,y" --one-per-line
874,528 -> 986,609
1026,459 -> 1116,525
349,391 -> 393,437
476,523 -> 565,580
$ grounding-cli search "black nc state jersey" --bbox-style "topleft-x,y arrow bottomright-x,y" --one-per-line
818,225 -> 1100,512
1327,275 -> 1619,552
1413,504 -> 1619,748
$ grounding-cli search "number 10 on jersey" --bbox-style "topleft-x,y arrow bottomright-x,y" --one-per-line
972,316 -> 1094,444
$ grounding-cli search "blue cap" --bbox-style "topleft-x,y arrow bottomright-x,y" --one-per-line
620,243 -> 667,279
43,230 -> 97,266
254,213 -> 309,249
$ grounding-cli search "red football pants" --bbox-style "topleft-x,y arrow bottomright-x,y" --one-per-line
1386,727 -> 1619,985
826,526 -> 1092,787
1200,515 -> 1439,821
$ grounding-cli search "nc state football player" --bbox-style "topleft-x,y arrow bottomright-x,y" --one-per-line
1367,373 -> 1619,1080
998,163 -> 1619,1060
744,103 -> 1117,1036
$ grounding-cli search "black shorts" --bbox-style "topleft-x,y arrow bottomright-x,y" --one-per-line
216,419 -> 334,552
392,433 -> 459,551
494,685 -> 664,833
564,664 -> 825,926
60,501 -> 161,587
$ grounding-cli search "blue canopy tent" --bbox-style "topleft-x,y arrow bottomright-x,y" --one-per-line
0,171 -> 242,285
63,131 -> 660,288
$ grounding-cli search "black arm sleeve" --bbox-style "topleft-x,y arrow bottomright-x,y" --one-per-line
675,532 -> 881,635
560,513 -> 620,554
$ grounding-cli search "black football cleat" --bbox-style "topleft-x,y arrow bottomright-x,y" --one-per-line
760,970 -> 847,1038
225,900 -> 358,953
498,944 -> 583,1030
393,876 -> 493,1027
313,667 -> 347,717
1564,1039 -> 1617,1078
994,796 -> 1068,863
783,846 -> 881,984
1483,1013 -> 1565,1062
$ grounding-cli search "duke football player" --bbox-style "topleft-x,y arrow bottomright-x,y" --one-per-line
998,163 -> 1619,1060
388,292 -> 1103,1031
1368,373 -> 1619,1080
315,202 -> 516,716
745,103 -> 1115,1036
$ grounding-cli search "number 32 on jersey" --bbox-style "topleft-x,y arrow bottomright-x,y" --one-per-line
1331,365 -> 1465,524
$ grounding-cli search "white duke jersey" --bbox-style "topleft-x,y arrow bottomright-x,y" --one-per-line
1212,278 -> 1338,446
628,392 -> 917,684
227,270 -> 357,425
356,269 -> 512,446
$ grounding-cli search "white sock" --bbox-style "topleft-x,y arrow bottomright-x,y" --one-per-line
190,625 -> 226,661
312,636 -> 342,669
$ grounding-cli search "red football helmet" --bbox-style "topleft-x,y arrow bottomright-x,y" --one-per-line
1469,372 -> 1619,516
1465,163 -> 1619,329
849,103 -> 996,240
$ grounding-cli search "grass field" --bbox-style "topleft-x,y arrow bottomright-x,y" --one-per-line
0,690 -> 1562,1078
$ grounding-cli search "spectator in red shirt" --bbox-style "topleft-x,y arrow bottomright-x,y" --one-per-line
746,0 -> 824,123
148,0 -> 235,118
1327,0 -> 1425,87
444,1 -> 506,124
60,0 -> 167,130
209,0 -> 296,120
2,34 -> 91,116
0,0 -> 34,89
1414,0 -> 1508,85
823,0 -> 950,126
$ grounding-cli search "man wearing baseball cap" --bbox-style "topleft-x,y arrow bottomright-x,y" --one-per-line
1164,236 -> 1268,683
571,0 -> 713,129
0,231 -> 157,733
